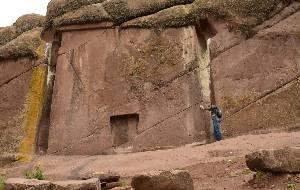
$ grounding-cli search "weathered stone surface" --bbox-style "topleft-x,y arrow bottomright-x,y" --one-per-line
212,11 -> 300,136
13,14 -> 45,36
0,63 -> 48,159
0,58 -> 39,86
246,146 -> 300,173
48,26 -> 210,155
111,187 -> 133,190
131,170 -> 194,190
5,178 -> 54,190
52,3 -> 111,27
5,178 -> 101,190
46,0 -> 105,19
78,172 -> 120,183
42,0 -> 289,42
0,14 -> 44,46
0,65 -> 33,154
102,0 -> 194,24
53,178 -> 101,190
0,154 -> 20,167
0,28 -> 45,60
103,182 -> 122,189
97,173 -> 120,183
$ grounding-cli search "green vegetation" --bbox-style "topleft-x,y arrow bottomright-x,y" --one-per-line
0,175 -> 5,190
24,167 -> 45,180
254,171 -> 266,181
287,181 -> 296,190
242,168 -> 252,175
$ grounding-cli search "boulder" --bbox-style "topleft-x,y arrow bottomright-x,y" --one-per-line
53,178 -> 101,190
78,172 -> 120,183
97,173 -> 120,184
246,146 -> 300,173
5,178 -> 54,190
131,170 -> 194,190
103,182 -> 122,189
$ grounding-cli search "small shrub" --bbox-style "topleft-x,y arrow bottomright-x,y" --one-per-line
242,168 -> 252,175
254,171 -> 266,181
0,175 -> 5,190
287,181 -> 296,190
24,166 -> 45,180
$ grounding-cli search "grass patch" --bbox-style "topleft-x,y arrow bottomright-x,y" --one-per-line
242,168 -> 252,175
24,166 -> 45,180
0,175 -> 5,190
254,170 -> 267,181
287,181 -> 296,190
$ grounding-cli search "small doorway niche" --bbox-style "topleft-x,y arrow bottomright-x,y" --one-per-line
110,113 -> 139,147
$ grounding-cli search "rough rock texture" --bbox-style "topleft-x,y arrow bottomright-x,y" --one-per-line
53,178 -> 101,189
0,154 -> 20,167
5,178 -> 101,190
0,63 -> 48,160
212,8 -> 300,136
5,178 -> 54,190
13,14 -> 45,36
0,14 -> 44,46
0,14 -> 46,60
111,187 -> 133,190
46,0 -> 106,19
131,170 -> 194,190
77,172 -> 120,182
0,28 -> 45,60
42,0 -> 291,41
0,15 -> 47,160
53,3 -> 111,27
246,146 -> 300,173
48,26 -> 210,155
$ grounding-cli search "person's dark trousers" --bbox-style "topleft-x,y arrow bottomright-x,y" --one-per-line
212,115 -> 223,141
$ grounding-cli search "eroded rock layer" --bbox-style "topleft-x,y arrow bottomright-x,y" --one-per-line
42,0 -> 294,41
0,15 -> 47,161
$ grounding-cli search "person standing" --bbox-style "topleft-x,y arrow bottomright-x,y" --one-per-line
200,104 -> 223,141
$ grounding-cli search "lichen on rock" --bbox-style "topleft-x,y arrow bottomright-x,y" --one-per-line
122,0 -> 290,28
53,3 -> 112,27
46,0 -> 106,19
13,14 -> 45,36
0,14 -> 44,47
19,65 -> 48,161
102,0 -> 195,24
42,0 -> 292,42
0,28 -> 45,61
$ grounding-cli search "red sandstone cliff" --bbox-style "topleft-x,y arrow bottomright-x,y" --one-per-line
0,0 -> 299,157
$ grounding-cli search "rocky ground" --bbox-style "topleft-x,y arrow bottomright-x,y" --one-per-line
1,131 -> 299,189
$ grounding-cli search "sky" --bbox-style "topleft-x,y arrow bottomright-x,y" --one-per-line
0,0 -> 50,27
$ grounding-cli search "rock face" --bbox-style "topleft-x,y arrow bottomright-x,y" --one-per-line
0,0 -> 297,158
246,146 -> 300,173
40,0 -> 300,155
47,26 -> 211,155
131,170 -> 194,190
42,0 -> 290,41
212,8 -> 300,136
0,15 -> 47,161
